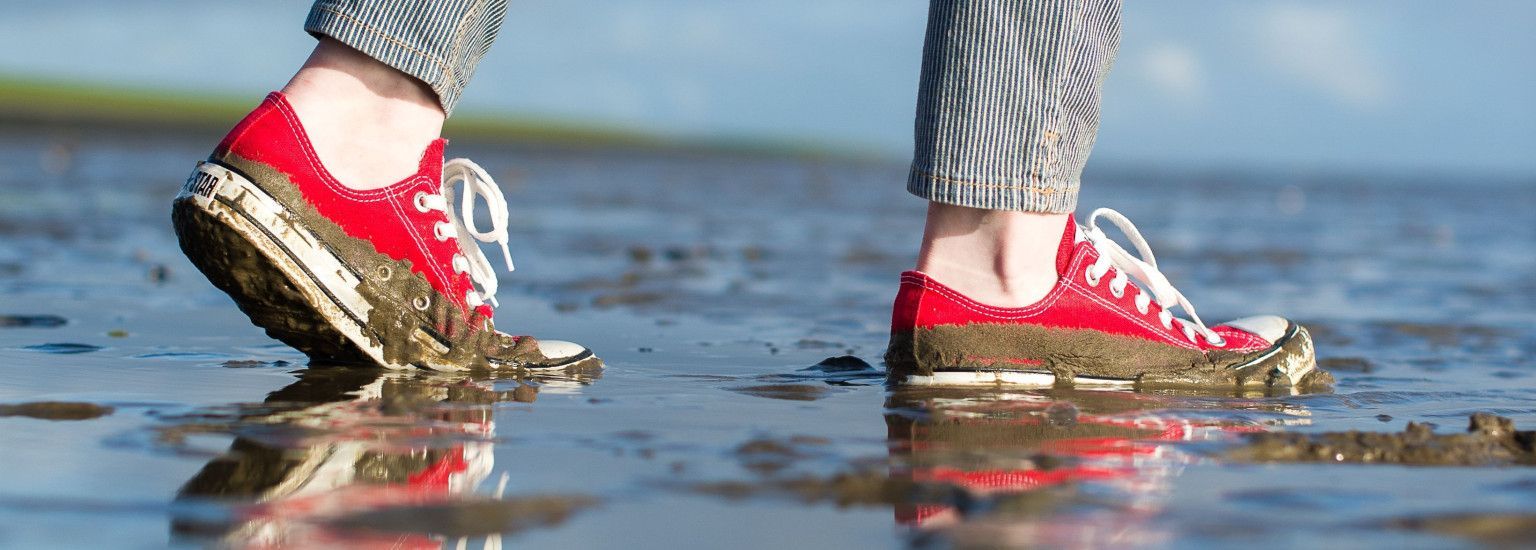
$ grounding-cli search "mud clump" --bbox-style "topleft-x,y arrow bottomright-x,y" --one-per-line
558,357 -> 607,378
732,435 -> 832,475
794,339 -> 844,350
0,314 -> 67,328
1318,357 -> 1374,373
777,356 -> 883,386
806,355 -> 873,373
1382,322 -> 1504,348
734,435 -> 829,453
734,439 -> 807,460
325,496 -> 598,537
511,383 -> 538,403
1229,413 -> 1536,466
0,401 -> 114,420
221,359 -> 290,369
1385,513 -> 1536,547
591,291 -> 665,308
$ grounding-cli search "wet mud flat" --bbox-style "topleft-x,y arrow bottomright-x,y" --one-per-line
1,126 -> 1535,548
1229,412 -> 1536,466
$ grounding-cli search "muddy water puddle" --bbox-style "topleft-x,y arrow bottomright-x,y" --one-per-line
1,129 -> 1534,548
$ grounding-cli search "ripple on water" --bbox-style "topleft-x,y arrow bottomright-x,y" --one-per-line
132,351 -> 233,361
1383,512 -> 1536,547
0,401 -> 114,420
729,383 -> 833,401
22,342 -> 101,354
0,314 -> 67,328
220,359 -> 292,369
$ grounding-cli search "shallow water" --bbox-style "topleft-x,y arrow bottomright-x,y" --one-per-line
0,126 -> 1534,548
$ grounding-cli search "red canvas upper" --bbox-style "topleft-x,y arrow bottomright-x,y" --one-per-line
215,93 -> 492,321
891,215 -> 1270,353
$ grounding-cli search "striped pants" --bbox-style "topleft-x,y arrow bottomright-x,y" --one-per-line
306,0 -> 1120,213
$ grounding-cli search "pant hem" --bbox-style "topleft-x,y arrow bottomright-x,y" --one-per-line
906,166 -> 1079,213
304,5 -> 466,114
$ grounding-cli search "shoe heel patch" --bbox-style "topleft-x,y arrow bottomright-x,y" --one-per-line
180,163 -> 224,200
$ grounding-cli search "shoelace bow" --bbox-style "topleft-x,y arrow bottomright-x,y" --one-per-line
414,158 -> 514,309
1081,208 -> 1225,346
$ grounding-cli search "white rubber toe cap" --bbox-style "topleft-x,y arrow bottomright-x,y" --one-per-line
1222,315 -> 1290,344
538,339 -> 590,361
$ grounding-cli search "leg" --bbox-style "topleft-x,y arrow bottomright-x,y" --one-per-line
911,0 -> 1121,307
280,38 -> 445,189
887,0 -> 1320,390
287,0 -> 508,188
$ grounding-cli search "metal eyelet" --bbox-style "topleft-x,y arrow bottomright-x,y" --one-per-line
412,296 -> 430,311
1084,267 -> 1101,286
376,265 -> 392,280
1110,284 -> 1125,298
413,192 -> 431,213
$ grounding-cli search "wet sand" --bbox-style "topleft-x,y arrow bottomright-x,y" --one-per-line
0,125 -> 1534,548
1229,413 -> 1536,466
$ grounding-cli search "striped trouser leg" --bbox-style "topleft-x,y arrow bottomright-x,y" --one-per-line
909,0 -> 1123,212
304,0 -> 508,115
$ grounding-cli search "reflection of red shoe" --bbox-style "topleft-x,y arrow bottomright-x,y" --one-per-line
890,406 -> 1215,530
220,441 -> 488,549
890,410 -> 1173,529
886,388 -> 1310,544
173,93 -> 594,370
886,209 -> 1317,388
176,371 -> 502,548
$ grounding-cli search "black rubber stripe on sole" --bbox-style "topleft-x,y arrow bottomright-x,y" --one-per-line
213,193 -> 374,337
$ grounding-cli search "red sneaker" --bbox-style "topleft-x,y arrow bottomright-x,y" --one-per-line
172,93 -> 596,371
885,209 -> 1323,391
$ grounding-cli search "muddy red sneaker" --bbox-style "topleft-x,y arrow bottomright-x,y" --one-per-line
172,92 -> 596,371
885,209 -> 1324,391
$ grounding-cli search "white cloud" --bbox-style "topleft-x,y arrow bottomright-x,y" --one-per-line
1257,3 -> 1393,109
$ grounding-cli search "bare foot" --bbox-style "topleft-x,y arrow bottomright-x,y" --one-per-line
280,39 -> 444,190
915,202 -> 1068,307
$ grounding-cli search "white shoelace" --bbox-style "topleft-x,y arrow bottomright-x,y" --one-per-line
412,158 -> 514,309
1081,208 -> 1225,347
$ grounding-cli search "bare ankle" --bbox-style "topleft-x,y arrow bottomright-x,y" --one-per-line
280,39 -> 445,190
915,203 -> 1069,307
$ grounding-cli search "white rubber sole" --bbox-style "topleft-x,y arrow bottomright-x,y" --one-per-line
900,370 -> 1134,388
1246,323 -> 1317,387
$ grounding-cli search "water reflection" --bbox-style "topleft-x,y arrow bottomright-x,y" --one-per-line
162,361 -> 1320,548
885,388 -> 1310,548
170,367 -> 599,548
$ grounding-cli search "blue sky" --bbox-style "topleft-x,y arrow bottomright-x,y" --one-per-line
1,1 -> 1532,176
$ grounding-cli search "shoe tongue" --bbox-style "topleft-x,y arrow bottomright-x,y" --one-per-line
1056,213 -> 1077,276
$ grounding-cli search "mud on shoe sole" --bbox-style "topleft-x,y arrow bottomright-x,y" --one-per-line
172,161 -> 594,371
886,322 -> 1327,393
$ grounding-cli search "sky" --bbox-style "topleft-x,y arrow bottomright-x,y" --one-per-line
0,0 -> 1532,177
